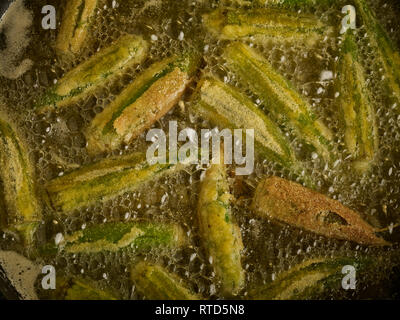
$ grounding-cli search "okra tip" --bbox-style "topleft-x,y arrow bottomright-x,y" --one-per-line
177,50 -> 203,77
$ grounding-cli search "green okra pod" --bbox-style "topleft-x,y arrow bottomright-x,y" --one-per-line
55,221 -> 186,254
0,115 -> 42,245
197,149 -> 244,296
203,8 -> 333,47
223,42 -> 334,162
55,277 -> 119,300
249,256 -> 371,299
354,0 -> 400,105
336,32 -> 379,172
36,34 -> 149,113
193,77 -> 297,168
56,0 -> 100,55
85,53 -> 200,155
45,152 -> 190,213
131,261 -> 200,300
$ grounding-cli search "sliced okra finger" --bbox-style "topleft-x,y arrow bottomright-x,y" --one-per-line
45,152 -> 191,213
53,221 -> 187,254
336,31 -> 379,172
223,42 -> 334,163
249,256 -> 373,300
197,148 -> 244,296
56,0 -> 100,55
54,277 -> 119,300
36,34 -> 149,113
85,52 -> 200,155
0,115 -> 42,245
203,8 -> 333,47
130,261 -> 200,300
192,77 -> 314,187
252,176 -> 388,246
193,77 -> 296,167
354,0 -> 400,105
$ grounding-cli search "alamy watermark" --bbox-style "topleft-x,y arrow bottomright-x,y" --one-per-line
341,5 -> 356,34
341,265 -> 356,290
146,121 -> 255,176
41,265 -> 56,290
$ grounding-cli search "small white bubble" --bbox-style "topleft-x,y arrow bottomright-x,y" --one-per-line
151,34 -> 158,41
312,152 -> 318,160
178,31 -> 184,41
55,233 -> 64,245
200,170 -> 206,181
320,70 -> 333,81
210,284 -> 216,295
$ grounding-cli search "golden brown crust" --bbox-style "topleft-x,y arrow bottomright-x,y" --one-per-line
252,176 -> 388,246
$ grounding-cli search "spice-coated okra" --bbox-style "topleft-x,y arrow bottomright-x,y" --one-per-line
0,115 -> 42,245
37,35 -> 149,113
86,53 -> 200,155
223,42 -> 334,162
45,152 -> 189,213
252,176 -> 388,245
204,8 -> 333,46
197,149 -> 244,296
56,0 -> 100,55
336,31 -> 379,172
131,261 -> 200,300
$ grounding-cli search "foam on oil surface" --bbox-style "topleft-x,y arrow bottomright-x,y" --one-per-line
0,0 -> 399,299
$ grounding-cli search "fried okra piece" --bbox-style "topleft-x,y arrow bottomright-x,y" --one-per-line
54,277 -> 119,300
0,115 -> 42,245
249,256 -> 372,299
203,8 -> 333,47
36,35 -> 148,113
192,77 -> 297,168
55,221 -> 186,254
131,262 -> 200,300
56,0 -> 100,55
252,176 -> 388,246
197,149 -> 244,296
223,43 -> 334,162
336,32 -> 379,172
45,152 -> 190,213
85,53 -> 200,155
354,0 -> 400,107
